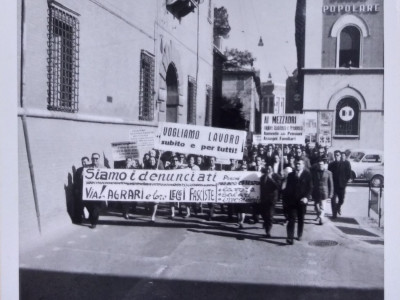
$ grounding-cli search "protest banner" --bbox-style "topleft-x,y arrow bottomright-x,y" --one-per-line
154,122 -> 246,160
252,134 -> 262,145
261,114 -> 305,144
111,142 -> 139,161
129,127 -> 156,159
82,168 -> 260,203
129,127 -> 155,149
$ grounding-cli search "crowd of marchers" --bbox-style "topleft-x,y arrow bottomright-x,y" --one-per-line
72,143 -> 352,245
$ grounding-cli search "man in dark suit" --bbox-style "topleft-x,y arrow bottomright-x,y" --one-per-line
73,156 -> 90,224
328,151 -> 352,218
285,158 -> 313,245
311,159 -> 333,225
207,156 -> 220,221
85,153 -> 108,228
259,165 -> 282,237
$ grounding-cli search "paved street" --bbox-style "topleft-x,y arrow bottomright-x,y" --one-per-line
20,185 -> 383,300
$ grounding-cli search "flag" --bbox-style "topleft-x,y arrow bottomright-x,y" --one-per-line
103,151 -> 111,169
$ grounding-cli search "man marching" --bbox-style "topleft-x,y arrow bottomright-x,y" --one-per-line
284,159 -> 312,245
311,159 -> 333,225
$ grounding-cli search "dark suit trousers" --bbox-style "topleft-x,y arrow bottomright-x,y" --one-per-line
260,203 -> 275,234
86,201 -> 102,226
331,187 -> 346,216
286,203 -> 306,239
208,203 -> 215,218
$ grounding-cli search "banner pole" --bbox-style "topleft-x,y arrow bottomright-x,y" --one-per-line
156,150 -> 163,170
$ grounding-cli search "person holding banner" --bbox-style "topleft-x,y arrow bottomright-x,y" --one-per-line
248,156 -> 264,224
121,157 -> 139,220
72,156 -> 90,224
284,159 -> 312,245
260,166 -> 282,237
195,155 -> 206,171
207,156 -> 220,221
166,155 -> 182,219
148,156 -> 160,222
86,153 -> 109,229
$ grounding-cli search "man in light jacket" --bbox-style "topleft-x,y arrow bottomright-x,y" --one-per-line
311,159 -> 334,225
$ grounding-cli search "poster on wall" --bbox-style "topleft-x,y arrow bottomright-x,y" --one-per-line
304,112 -> 318,147
318,112 -> 333,147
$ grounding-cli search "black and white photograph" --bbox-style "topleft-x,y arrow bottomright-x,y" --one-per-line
1,0 -> 400,299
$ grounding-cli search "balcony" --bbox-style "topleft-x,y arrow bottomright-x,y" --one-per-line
166,0 -> 199,19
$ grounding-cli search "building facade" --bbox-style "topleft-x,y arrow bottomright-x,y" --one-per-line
221,67 -> 261,134
261,75 -> 286,115
18,0 -> 214,242
301,0 -> 384,149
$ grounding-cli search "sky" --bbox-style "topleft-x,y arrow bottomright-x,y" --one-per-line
214,0 -> 297,84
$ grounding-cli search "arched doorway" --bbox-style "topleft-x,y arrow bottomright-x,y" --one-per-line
166,64 -> 179,123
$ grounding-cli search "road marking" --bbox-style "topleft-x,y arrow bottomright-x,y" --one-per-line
35,254 -> 44,259
67,241 -> 76,245
52,247 -> 61,251
307,261 -> 317,265
80,235 -> 87,239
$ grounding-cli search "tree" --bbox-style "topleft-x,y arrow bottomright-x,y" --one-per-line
224,48 -> 256,68
214,7 -> 231,38
219,96 -> 247,130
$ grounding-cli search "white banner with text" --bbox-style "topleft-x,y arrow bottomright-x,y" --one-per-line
261,114 -> 305,144
154,122 -> 246,160
83,168 -> 260,203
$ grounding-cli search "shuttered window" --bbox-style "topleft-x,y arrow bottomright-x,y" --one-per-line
139,50 -> 155,121
47,3 -> 79,112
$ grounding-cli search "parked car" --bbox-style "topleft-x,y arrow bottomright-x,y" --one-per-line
347,149 -> 384,180
364,163 -> 384,187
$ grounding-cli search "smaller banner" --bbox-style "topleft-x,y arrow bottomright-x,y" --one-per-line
129,127 -> 156,159
111,142 -> 139,161
318,112 -> 333,147
261,114 -> 305,144
82,169 -> 260,203
129,127 -> 155,149
154,122 -> 246,160
252,134 -> 262,145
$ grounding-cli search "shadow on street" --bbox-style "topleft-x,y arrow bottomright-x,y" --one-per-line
20,268 -> 383,300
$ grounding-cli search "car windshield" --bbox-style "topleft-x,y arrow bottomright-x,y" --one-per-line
350,152 -> 365,162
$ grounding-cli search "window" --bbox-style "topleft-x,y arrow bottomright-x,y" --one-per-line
205,85 -> 213,126
187,76 -> 197,125
362,155 -> 382,163
335,98 -> 360,136
139,50 -> 155,121
339,26 -> 361,68
47,3 -> 79,112
236,79 -> 245,90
